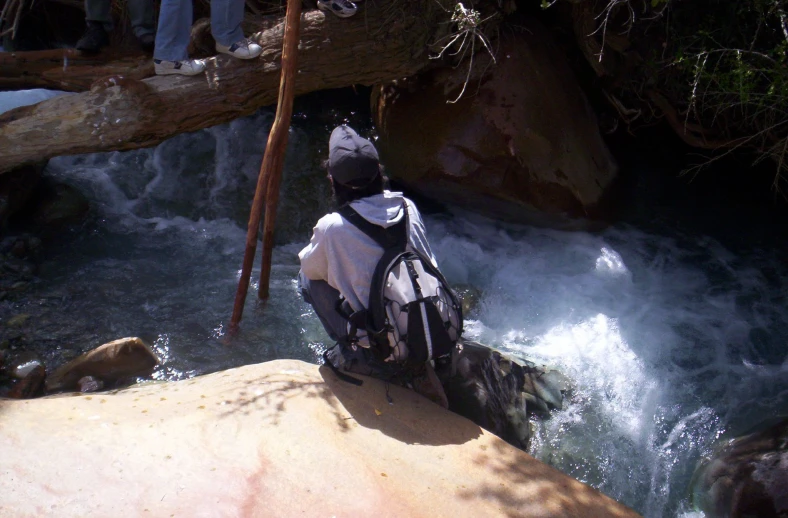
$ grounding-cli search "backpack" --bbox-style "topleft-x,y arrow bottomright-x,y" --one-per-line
336,202 -> 463,366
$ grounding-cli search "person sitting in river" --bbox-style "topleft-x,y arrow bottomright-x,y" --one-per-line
298,125 -> 566,449
152,0 -> 263,76
298,125 -> 460,404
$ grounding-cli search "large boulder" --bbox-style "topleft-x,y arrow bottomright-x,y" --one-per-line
691,418 -> 788,517
373,19 -> 617,227
0,359 -> 640,517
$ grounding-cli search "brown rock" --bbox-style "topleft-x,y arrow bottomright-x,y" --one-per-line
692,418 -> 788,518
373,19 -> 618,228
45,337 -> 159,393
0,360 -> 640,517
7,364 -> 45,399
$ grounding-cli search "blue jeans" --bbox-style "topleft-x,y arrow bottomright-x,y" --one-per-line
153,0 -> 245,61
86,0 -> 155,39
298,271 -> 349,342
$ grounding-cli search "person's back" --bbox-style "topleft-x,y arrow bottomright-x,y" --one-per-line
298,126 -> 460,399
299,190 -> 436,315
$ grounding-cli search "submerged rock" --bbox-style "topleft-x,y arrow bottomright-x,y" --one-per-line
27,179 -> 90,228
45,337 -> 159,393
691,418 -> 788,518
373,18 -> 617,228
0,360 -> 639,518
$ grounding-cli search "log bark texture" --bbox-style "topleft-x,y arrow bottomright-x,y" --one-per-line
0,49 -> 153,92
0,0 -> 452,174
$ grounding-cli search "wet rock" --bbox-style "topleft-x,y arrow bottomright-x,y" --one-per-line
440,339 -> 569,450
45,337 -> 159,393
6,313 -> 30,327
691,418 -> 788,518
3,351 -> 43,379
77,376 -> 104,393
6,364 -> 46,399
28,180 -> 90,228
11,358 -> 44,379
373,20 -> 617,228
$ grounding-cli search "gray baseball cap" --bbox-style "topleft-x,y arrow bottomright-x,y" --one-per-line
328,125 -> 380,188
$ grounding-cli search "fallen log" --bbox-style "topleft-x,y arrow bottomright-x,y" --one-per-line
0,48 -> 153,92
0,0 -> 462,174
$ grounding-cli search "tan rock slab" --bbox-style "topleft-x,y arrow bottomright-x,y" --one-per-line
0,360 -> 641,517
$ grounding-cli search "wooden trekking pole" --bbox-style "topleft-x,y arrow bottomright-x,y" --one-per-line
230,0 -> 302,331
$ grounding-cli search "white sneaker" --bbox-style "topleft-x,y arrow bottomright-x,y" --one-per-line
317,0 -> 357,17
216,38 -> 263,60
154,59 -> 206,76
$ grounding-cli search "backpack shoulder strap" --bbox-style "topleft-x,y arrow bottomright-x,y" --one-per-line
337,203 -> 407,250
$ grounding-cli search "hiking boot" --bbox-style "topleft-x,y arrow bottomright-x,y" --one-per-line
154,59 -> 206,76
76,21 -> 109,53
216,38 -> 263,60
137,33 -> 155,53
317,0 -> 358,18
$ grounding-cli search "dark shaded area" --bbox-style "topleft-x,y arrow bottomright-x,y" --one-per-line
607,123 -> 788,253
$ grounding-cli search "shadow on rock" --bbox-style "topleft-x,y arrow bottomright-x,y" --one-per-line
319,364 -> 484,447
458,438 -> 641,518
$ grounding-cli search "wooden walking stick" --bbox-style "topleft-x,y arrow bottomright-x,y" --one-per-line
230,0 -> 302,331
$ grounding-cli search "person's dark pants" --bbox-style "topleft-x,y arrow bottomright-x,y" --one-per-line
298,271 -> 406,380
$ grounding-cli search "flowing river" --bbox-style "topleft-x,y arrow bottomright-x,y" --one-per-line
2,90 -> 787,517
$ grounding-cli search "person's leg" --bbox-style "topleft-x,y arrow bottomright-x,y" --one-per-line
298,272 -> 348,341
76,0 -> 111,52
211,0 -> 262,59
84,0 -> 113,32
127,0 -> 156,41
209,0 -> 245,48
153,0 -> 192,62
298,272 -> 408,381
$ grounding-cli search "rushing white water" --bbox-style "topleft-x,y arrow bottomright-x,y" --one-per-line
4,100 -> 787,516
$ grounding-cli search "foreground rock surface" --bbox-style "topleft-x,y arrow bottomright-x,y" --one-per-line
0,359 -> 640,517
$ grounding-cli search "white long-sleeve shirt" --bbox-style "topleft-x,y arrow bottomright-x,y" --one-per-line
298,191 -> 437,312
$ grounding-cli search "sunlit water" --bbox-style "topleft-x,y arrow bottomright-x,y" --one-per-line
2,97 -> 787,516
